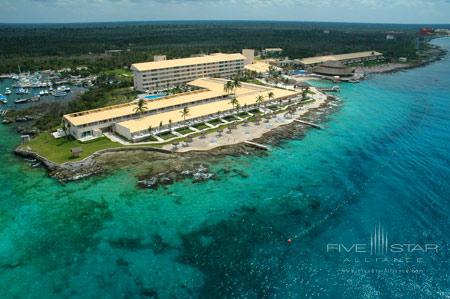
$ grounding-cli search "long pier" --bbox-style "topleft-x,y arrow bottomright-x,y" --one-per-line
317,87 -> 340,92
294,119 -> 322,129
244,141 -> 269,150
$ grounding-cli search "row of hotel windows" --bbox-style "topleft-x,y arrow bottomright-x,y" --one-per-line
144,60 -> 244,72
141,68 -> 243,79
141,70 -> 240,86
142,67 -> 242,80
143,68 -> 241,79
141,62 -> 244,77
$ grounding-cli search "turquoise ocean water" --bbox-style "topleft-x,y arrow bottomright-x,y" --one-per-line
0,38 -> 449,298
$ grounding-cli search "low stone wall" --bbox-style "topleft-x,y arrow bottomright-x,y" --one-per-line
14,147 -> 59,171
61,146 -> 173,167
14,145 -> 173,182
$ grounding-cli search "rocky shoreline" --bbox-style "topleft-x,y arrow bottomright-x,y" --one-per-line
13,43 -> 445,187
358,46 -> 446,75
14,98 -> 338,187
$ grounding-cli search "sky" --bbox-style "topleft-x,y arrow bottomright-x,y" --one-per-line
1,0 -> 450,24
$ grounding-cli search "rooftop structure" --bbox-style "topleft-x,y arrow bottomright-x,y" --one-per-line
244,62 -> 277,74
313,61 -> 355,77
299,51 -> 383,67
153,55 -> 167,62
262,48 -> 283,57
386,34 -> 396,40
131,53 -> 245,92
242,49 -> 255,65
63,78 -> 299,142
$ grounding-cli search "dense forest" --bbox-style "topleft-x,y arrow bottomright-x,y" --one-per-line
0,21 -> 423,73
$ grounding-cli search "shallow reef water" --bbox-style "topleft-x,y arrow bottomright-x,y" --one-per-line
0,38 -> 450,298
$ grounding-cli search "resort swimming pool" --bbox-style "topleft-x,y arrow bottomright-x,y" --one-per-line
144,93 -> 166,100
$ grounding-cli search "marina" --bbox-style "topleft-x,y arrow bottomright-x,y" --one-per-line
0,74 -> 86,109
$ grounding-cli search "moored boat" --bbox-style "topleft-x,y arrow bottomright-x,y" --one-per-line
52,90 -> 68,97
57,85 -> 71,92
14,96 -> 40,104
15,98 -> 29,104
16,88 -> 30,95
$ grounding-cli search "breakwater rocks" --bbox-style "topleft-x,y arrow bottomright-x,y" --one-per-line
138,164 -> 216,189
97,144 -> 261,189
13,98 -> 338,186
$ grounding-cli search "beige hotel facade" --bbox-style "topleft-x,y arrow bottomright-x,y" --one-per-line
131,53 -> 246,92
63,78 -> 299,142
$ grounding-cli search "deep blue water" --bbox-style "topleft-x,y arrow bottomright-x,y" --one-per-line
0,38 -> 449,298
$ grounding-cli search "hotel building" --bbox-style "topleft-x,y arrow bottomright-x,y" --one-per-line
131,53 -> 246,92
63,78 -> 299,142
299,51 -> 384,68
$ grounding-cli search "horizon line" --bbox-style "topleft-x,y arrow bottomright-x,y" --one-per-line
1,19 -> 450,26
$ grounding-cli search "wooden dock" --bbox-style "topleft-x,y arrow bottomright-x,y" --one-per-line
294,119 -> 322,129
244,141 -> 269,150
317,87 -> 340,92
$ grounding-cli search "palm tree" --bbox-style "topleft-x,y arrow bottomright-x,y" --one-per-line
229,97 -> 239,111
159,121 -> 163,132
60,120 -> 71,140
268,91 -> 274,103
231,76 -> 242,98
134,99 -> 147,117
256,95 -> 264,107
168,119 -> 172,130
232,77 -> 242,91
223,81 -> 234,95
302,88 -> 309,101
180,106 -> 190,124
235,103 -> 241,113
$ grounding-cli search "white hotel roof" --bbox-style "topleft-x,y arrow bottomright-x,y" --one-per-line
299,51 -> 383,66
116,79 -> 299,134
63,78 -> 298,128
131,53 -> 246,72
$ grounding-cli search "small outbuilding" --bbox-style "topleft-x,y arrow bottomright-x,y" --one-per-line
21,135 -> 31,143
71,147 -> 83,158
